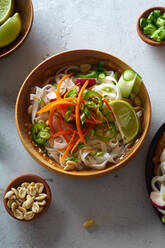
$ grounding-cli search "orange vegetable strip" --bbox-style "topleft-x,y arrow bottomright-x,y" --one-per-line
71,138 -> 81,154
102,96 -> 115,120
60,131 -> 76,162
85,119 -> 102,124
64,85 -> 78,98
71,125 -> 94,154
75,80 -> 88,144
56,113 -> 69,143
36,97 -> 76,113
63,120 -> 76,132
56,73 -> 73,100
36,100 -> 76,114
50,130 -> 72,139
49,109 -> 56,133
72,114 -> 101,125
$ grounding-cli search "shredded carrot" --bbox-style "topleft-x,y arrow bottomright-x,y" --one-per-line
102,96 -> 115,120
63,120 -> 76,132
64,85 -> 78,98
56,73 -> 73,100
75,80 -> 88,144
60,132 -> 76,162
56,113 -> 69,143
36,99 -> 76,114
71,138 -> 81,154
85,119 -> 102,124
50,130 -> 72,139
49,109 -> 56,133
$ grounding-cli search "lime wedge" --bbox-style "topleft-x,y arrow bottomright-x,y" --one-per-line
0,0 -> 14,25
0,12 -> 21,47
110,100 -> 139,144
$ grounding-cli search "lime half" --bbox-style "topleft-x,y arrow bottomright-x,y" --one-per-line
0,12 -> 21,47
0,0 -> 14,25
110,100 -> 139,144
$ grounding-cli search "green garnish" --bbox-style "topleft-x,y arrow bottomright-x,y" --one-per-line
96,151 -> 104,156
84,89 -> 103,109
32,122 -> 50,145
64,110 -> 73,122
65,156 -> 80,162
140,9 -> 165,42
95,122 -> 116,141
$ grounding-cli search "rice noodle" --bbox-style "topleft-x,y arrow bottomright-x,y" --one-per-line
29,65 -> 140,170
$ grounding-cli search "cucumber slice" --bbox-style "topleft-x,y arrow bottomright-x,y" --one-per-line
132,74 -> 142,95
118,69 -> 137,97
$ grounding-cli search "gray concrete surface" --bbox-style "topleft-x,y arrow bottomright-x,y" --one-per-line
1,0 -> 165,247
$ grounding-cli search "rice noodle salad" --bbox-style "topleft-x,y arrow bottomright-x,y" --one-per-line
150,133 -> 165,223
28,62 -> 143,171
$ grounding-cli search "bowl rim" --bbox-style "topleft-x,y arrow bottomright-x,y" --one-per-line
15,48 -> 151,178
136,6 -> 165,46
0,0 -> 34,59
3,174 -> 51,221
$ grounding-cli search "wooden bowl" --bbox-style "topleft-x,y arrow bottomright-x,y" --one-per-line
0,0 -> 33,59
137,6 -> 165,46
15,49 -> 151,178
3,174 -> 51,221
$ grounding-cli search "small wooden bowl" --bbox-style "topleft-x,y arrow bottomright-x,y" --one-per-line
3,174 -> 51,221
15,49 -> 151,178
137,6 -> 165,46
0,0 -> 33,59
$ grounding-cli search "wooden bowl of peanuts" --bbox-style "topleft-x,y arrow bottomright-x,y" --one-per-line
3,174 -> 51,221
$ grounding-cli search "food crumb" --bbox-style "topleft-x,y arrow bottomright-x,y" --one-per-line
82,219 -> 95,228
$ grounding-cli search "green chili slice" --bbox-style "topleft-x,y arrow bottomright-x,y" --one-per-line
84,89 -> 103,109
95,122 -> 116,141
32,122 -> 50,145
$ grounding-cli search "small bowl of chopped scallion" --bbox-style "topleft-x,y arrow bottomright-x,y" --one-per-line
137,7 -> 165,46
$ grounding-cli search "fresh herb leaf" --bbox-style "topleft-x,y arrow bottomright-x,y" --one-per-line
80,112 -> 86,125
84,107 -> 91,119
65,156 -> 80,162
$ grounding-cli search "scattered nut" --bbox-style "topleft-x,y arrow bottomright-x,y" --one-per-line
32,202 -> 40,213
7,199 -> 14,208
18,206 -> 27,214
35,193 -> 47,201
5,191 -> 14,199
13,209 -> 24,220
11,202 -> 17,212
22,195 -> 34,209
28,105 -> 33,115
64,161 -> 77,171
29,186 -> 37,196
21,182 -> 29,188
36,200 -> 46,206
11,188 -> 18,196
24,211 -> 35,220
82,219 -> 95,228
35,183 -> 44,194
18,187 -> 27,199
80,64 -> 91,73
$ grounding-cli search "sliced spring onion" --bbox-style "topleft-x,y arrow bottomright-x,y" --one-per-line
65,156 -> 80,162
98,73 -> 106,80
96,151 -> 104,156
102,86 -> 112,93
80,112 -> 86,125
